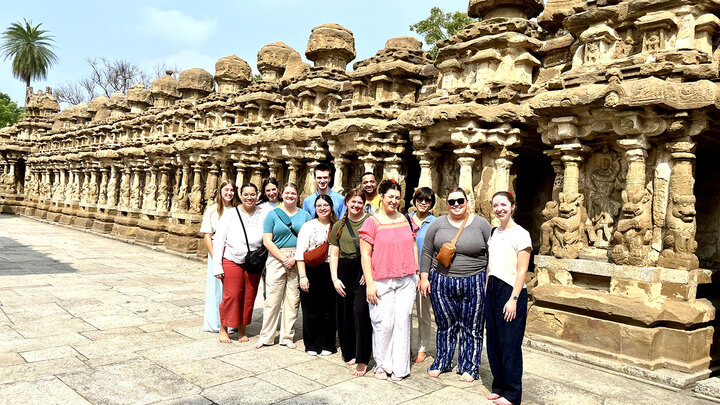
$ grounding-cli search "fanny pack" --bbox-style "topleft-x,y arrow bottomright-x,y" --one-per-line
303,225 -> 332,267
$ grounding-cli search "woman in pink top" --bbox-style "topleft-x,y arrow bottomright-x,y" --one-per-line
359,179 -> 418,381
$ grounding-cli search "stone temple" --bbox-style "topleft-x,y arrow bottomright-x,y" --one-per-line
1,0 -> 719,389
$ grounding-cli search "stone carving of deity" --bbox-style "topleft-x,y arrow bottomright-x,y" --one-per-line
586,151 -> 622,247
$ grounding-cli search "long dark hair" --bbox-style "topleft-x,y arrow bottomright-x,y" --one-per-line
315,194 -> 339,224
257,177 -> 280,204
336,188 -> 366,240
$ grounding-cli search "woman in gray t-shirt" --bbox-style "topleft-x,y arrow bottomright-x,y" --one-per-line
418,187 -> 492,382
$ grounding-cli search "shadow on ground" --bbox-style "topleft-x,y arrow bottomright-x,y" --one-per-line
0,236 -> 77,275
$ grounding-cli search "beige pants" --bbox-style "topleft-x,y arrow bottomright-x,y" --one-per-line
257,249 -> 300,345
415,289 -> 432,353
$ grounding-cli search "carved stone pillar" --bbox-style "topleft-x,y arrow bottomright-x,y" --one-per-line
303,161 -> 319,198
144,165 -> 158,211
107,165 -> 119,207
98,168 -> 109,205
411,151 -> 430,189
58,169 -> 67,202
286,161 -> 299,185
268,162 -> 282,180
249,164 -> 264,188
493,148 -> 518,194
119,166 -> 131,208
657,141 -> 698,270
333,158 -> 349,193
383,156 -> 403,183
361,154 -> 378,176
129,166 -> 142,210
205,164 -> 219,207
80,169 -> 91,204
176,164 -> 190,213
612,136 -> 652,266
541,141 -> 589,259
220,163 -> 230,183
189,163 -> 204,214
88,168 -> 99,205
233,162 -> 246,187
455,153 -> 477,213
157,166 -> 170,212
71,169 -> 81,204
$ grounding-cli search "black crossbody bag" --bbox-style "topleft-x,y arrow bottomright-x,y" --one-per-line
235,207 -> 268,274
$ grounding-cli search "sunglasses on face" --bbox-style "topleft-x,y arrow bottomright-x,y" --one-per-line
447,198 -> 466,206
415,198 -> 431,204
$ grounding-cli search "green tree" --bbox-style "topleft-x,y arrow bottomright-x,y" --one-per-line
0,92 -> 24,128
1,19 -> 58,96
410,7 -> 476,59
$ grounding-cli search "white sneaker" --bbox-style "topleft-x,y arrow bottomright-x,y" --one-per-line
307,350 -> 318,356
320,350 -> 332,356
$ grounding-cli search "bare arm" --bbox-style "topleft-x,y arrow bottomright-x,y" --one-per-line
330,245 -> 345,297
503,248 -> 532,322
203,234 -> 213,259
360,239 -> 378,305
263,233 -> 285,261
297,260 -> 309,292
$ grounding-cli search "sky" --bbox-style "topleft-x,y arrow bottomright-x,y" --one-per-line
0,0 -> 470,106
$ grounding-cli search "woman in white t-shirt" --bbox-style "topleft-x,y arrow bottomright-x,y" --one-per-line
200,180 -> 239,333
485,191 -> 532,405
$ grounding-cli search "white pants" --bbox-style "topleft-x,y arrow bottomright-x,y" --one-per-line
369,274 -> 417,377
415,289 -> 432,353
257,249 -> 300,345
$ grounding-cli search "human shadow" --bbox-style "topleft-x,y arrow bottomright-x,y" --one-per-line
0,236 -> 78,275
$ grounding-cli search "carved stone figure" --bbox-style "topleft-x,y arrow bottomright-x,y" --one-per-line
586,151 -> 621,246
539,201 -> 559,255
189,183 -> 203,214
584,42 -> 599,64
551,192 -> 587,259
612,188 -> 653,266
658,194 -> 699,269
645,32 -> 660,51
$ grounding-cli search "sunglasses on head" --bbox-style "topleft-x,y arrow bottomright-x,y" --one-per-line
447,198 -> 466,206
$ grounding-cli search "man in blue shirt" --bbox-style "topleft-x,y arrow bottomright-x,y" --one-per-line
302,163 -> 346,218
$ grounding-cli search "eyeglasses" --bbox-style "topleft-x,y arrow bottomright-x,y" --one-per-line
415,197 -> 431,204
447,198 -> 466,206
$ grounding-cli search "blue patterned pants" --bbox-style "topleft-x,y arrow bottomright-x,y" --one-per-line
429,270 -> 486,379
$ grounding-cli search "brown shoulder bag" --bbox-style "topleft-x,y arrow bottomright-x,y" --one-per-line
435,214 -> 469,268
303,225 -> 332,267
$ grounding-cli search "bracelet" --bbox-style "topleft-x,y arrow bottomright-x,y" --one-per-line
332,278 -> 339,282
300,276 -> 308,280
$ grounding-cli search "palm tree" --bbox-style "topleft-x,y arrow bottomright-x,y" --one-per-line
1,19 -> 58,100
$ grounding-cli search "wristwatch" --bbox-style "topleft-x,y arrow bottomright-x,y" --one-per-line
511,295 -> 518,301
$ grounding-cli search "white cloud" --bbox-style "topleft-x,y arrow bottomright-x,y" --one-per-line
137,7 -> 218,46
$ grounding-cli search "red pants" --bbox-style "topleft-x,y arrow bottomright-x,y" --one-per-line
219,258 -> 261,328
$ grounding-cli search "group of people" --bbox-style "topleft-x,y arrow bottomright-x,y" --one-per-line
200,163 -> 532,405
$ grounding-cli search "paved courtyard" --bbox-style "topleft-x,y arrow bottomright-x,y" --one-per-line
0,213 -> 714,404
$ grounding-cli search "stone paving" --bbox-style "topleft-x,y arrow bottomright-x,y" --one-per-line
0,213 -> 714,405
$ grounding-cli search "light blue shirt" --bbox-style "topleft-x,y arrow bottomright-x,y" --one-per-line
411,211 -> 437,267
302,189 -> 347,219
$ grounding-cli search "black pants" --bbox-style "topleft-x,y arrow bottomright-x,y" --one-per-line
300,262 -> 337,353
335,257 -> 372,364
485,276 -> 528,405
